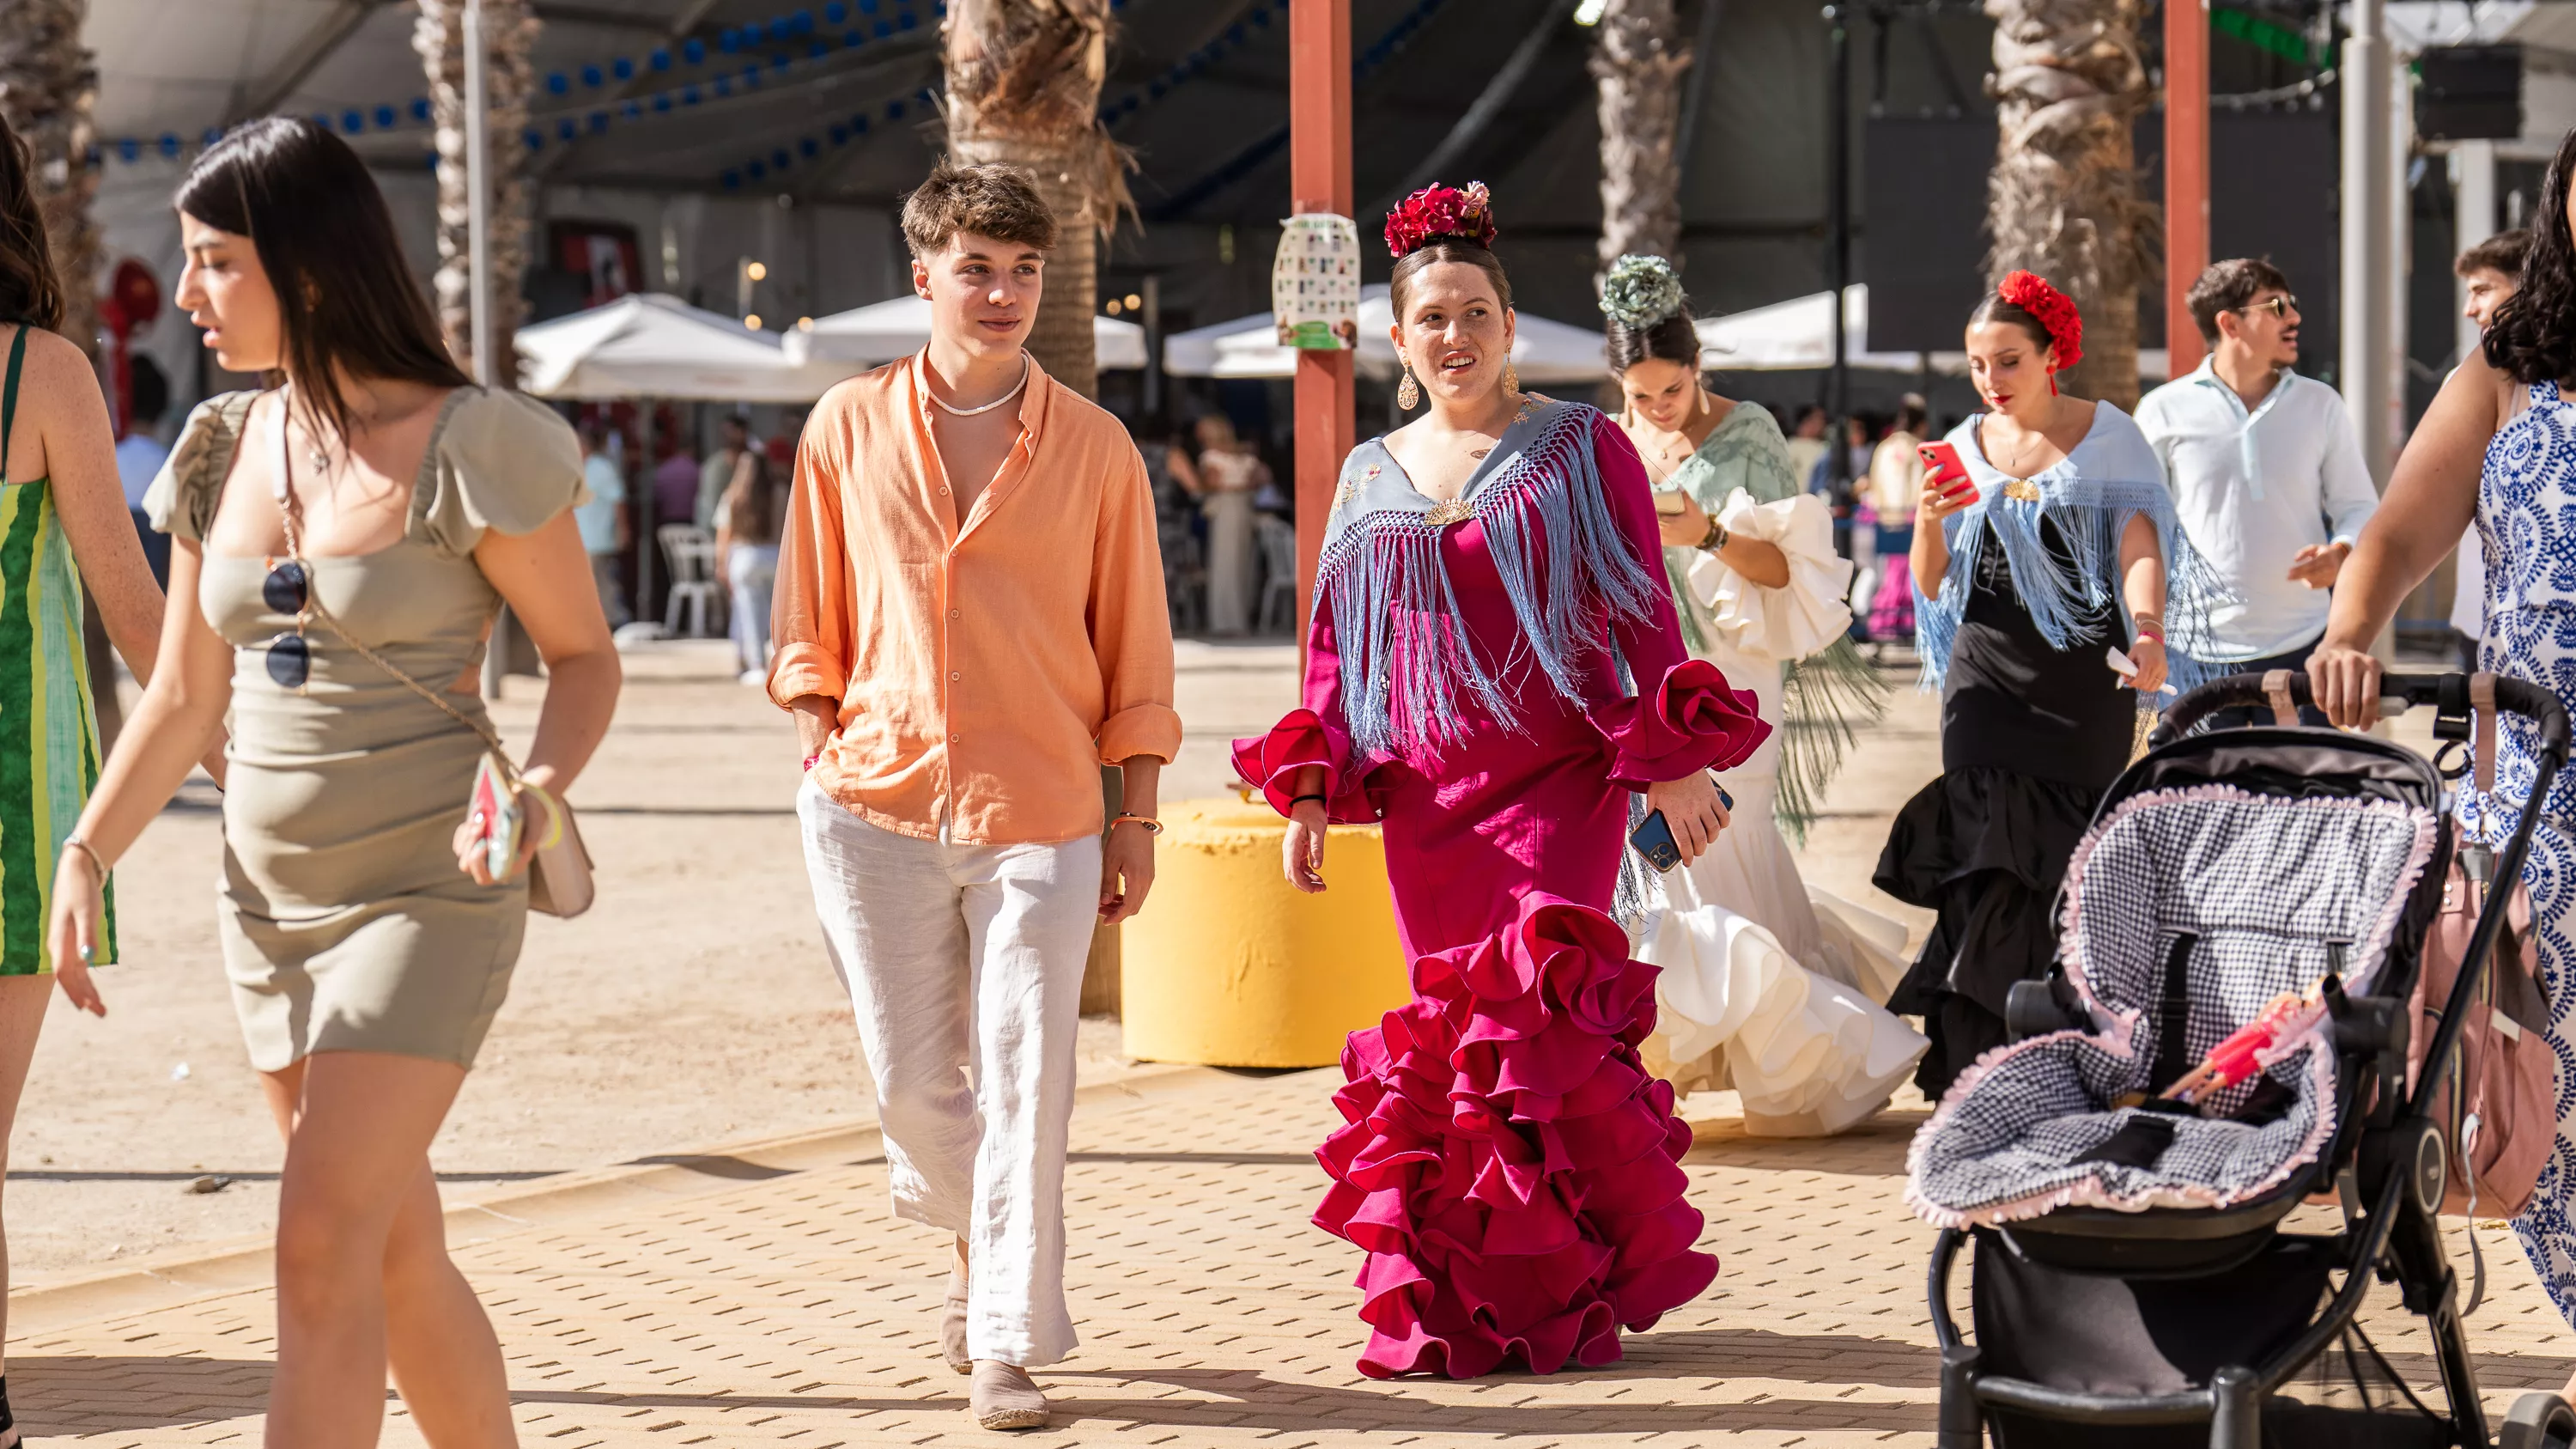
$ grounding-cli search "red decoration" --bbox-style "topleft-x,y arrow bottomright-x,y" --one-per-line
97,258 -> 162,439
1383,181 -> 1498,261
1996,270 -> 2084,374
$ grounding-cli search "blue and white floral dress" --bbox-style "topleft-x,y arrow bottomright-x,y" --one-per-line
2460,380 -> 2576,1320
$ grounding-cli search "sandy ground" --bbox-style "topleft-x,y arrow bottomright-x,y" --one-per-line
0,629 -> 2449,1293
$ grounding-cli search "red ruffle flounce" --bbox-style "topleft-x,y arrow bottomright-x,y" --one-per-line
1595,658 -> 1771,791
1315,892 -> 1716,1379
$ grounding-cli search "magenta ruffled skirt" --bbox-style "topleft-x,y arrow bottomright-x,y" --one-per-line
1315,893 -> 1716,1379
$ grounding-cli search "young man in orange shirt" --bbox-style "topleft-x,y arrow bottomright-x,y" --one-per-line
768,162 -> 1179,1432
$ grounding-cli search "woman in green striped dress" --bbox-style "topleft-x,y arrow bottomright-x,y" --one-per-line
0,119 -> 211,1446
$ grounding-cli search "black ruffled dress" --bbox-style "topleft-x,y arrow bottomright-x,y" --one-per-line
1876,517 -> 2136,1099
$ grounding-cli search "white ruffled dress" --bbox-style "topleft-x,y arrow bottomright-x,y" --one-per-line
1635,482 -> 1929,1136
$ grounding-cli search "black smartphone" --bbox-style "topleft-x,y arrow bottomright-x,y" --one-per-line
1629,782 -> 1734,873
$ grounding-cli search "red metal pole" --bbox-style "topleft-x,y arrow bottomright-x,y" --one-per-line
1290,0 -> 1353,651
2165,0 -> 2210,376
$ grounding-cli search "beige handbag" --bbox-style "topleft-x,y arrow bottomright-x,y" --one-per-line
269,402 -> 595,917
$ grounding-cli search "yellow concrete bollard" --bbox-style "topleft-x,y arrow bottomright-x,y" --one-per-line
1123,796 -> 1412,1068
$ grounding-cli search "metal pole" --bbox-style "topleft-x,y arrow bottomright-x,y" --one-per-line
1141,274 -> 1163,422
464,0 -> 492,389
465,0 -> 507,700
2164,0 -> 2210,375
1825,5 -> 1851,497
2455,138 -> 2499,366
2341,0 -> 2391,484
1289,0 -> 1354,648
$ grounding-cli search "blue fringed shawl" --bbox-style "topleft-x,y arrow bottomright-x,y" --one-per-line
1315,397 -> 1664,761
1914,403 -> 2228,701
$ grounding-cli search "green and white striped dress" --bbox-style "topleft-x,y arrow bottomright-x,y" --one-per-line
0,325 -> 113,973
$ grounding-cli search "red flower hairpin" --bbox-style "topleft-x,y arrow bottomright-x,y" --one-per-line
1997,270 -> 2084,374
1384,181 -> 1498,261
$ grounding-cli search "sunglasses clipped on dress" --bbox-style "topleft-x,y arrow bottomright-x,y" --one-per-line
262,557 -> 312,689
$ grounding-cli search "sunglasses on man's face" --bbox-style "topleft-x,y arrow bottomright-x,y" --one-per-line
263,559 -> 311,690
2239,295 -> 2300,320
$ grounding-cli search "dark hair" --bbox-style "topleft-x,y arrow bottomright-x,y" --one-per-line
0,116 -> 60,332
128,355 -> 170,426
2184,257 -> 2293,343
1389,240 -> 1512,320
1606,307 -> 1699,374
902,161 -> 1058,257
2459,228 -> 2534,280
1897,393 -> 1928,433
175,118 -> 470,452
2485,130 -> 2576,385
1969,291 -> 2058,358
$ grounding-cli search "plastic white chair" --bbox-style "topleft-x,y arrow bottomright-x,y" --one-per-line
1255,515 -> 1299,635
659,524 -> 726,638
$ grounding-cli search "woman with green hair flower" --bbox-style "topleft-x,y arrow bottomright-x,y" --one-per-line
1600,253 -> 1923,1137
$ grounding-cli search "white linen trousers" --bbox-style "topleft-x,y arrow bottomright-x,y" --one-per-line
798,780 -> 1101,1367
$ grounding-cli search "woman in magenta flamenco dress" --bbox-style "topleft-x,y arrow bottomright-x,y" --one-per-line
1232,183 -> 1770,1380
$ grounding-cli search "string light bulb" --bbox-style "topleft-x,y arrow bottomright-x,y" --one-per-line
746,260 -> 769,281
744,314 -> 762,329
1573,0 -> 1607,21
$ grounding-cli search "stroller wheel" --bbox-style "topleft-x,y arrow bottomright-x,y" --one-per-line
2502,1391 -> 2576,1449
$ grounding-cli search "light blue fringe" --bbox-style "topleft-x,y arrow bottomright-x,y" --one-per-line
1319,405 -> 1665,762
1912,479 -> 2230,705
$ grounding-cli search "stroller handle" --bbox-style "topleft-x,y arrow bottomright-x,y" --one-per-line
2154,670 -> 2574,760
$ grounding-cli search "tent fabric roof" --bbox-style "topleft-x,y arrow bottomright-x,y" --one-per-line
517,292 -> 861,400
1693,285 -> 2172,382
1163,283 -> 1606,383
786,295 -> 1150,369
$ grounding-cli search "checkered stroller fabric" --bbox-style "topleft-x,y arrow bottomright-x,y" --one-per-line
1907,784 -> 2441,1227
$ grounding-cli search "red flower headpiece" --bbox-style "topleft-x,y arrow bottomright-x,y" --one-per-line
1997,270 -> 2083,373
1384,181 -> 1498,261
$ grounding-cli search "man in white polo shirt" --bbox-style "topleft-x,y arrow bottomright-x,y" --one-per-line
2137,258 -> 2377,726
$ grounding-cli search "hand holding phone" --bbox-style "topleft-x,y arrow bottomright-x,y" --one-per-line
1917,441 -> 1978,511
1630,780 -> 1735,873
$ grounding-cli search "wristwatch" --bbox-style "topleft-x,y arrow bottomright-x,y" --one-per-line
1698,516 -> 1730,553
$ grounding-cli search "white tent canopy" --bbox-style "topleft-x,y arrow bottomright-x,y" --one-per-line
1695,285 -> 2170,381
785,295 -> 1149,370
516,293 -> 861,401
1163,283 -> 1607,384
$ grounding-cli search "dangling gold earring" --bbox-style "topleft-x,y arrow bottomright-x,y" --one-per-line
1504,362 -> 1520,394
1696,382 -> 1711,417
1397,364 -> 1420,411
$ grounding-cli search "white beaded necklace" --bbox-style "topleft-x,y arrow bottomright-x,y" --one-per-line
927,356 -> 1030,418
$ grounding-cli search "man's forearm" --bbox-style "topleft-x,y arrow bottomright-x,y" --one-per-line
1118,755 -> 1162,819
789,694 -> 838,758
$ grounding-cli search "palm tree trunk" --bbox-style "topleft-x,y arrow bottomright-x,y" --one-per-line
1592,0 -> 1689,281
415,0 -> 540,385
1983,0 -> 2158,408
943,0 -> 1129,403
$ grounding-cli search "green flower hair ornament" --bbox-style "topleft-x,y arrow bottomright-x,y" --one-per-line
1600,253 -> 1686,330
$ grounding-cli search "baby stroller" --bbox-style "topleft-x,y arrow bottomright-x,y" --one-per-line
1911,671 -> 2574,1448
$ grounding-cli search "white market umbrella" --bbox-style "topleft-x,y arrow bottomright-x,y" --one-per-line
1163,283 -> 1607,385
516,293 -> 860,401
1695,285 -> 1956,374
786,294 -> 1148,370
1695,285 -> 2172,382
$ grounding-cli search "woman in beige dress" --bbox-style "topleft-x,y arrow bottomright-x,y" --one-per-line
45,119 -> 621,1445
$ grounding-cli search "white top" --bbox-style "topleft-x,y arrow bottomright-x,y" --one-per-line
2135,359 -> 2379,661
2453,524 -> 2486,638
115,433 -> 168,509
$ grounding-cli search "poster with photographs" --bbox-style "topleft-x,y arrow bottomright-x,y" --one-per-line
1272,213 -> 1359,350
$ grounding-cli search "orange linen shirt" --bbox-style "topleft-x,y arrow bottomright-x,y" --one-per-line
768,353 -> 1181,845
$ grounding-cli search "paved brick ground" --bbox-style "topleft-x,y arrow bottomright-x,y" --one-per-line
13,1068 -> 2576,1447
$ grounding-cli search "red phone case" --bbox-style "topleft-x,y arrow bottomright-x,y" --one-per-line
1919,441 -> 1978,505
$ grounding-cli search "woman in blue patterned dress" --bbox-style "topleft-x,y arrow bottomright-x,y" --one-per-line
2312,126 -> 2576,1380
